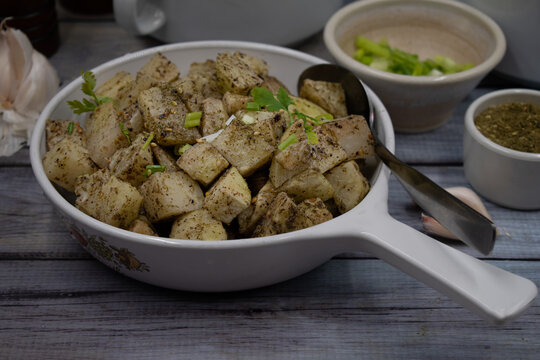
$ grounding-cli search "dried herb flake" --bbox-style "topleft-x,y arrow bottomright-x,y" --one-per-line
474,102 -> 540,153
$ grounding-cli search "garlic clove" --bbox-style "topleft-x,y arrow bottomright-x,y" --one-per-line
421,213 -> 459,240
14,50 -> 59,115
5,23 -> 34,96
0,23 -> 14,106
0,20 -> 59,157
446,186 -> 492,220
421,186 -> 493,240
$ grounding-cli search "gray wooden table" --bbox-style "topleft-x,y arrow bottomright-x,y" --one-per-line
1,9 -> 539,360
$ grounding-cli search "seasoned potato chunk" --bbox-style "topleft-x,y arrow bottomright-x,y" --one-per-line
108,133 -> 154,187
325,160 -> 370,213
138,85 -> 200,146
269,158 -> 306,189
128,215 -> 157,236
222,92 -> 252,115
252,192 -> 296,237
151,144 -> 179,172
187,60 -> 222,99
43,137 -> 98,192
291,198 -> 333,231
137,53 -> 179,83
176,142 -> 229,187
299,79 -> 348,118
117,102 -> 145,136
235,110 -> 286,145
204,167 -> 251,224
171,77 -> 205,113
201,98 -> 229,136
279,169 -> 334,202
261,75 -> 289,94
274,140 -> 311,171
211,118 -> 274,176
216,52 -> 264,95
280,119 -> 308,142
238,180 -> 277,235
95,71 -> 133,99
85,102 -> 130,168
45,119 -> 85,150
290,96 -> 329,119
309,126 -> 348,173
233,51 -> 268,77
170,209 -> 227,241
75,169 -> 143,228
139,171 -> 204,223
321,115 -> 375,159
115,74 -> 159,111
187,59 -> 217,78
270,120 -> 347,187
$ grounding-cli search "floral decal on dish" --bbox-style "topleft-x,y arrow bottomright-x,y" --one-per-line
68,226 -> 150,273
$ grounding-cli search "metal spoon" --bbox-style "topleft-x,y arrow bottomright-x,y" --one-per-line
298,64 -> 496,255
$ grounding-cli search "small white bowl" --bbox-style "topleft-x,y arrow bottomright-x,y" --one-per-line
324,0 -> 506,132
464,89 -> 540,210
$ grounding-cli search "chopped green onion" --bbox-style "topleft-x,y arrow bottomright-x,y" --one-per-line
278,133 -> 298,151
119,122 -> 131,144
67,121 -> 74,134
245,101 -> 261,111
304,125 -> 319,145
142,164 -> 166,177
314,113 -> 334,122
353,48 -> 365,62
355,36 -> 390,58
370,57 -> 391,71
142,133 -> 154,150
353,35 -> 474,76
174,143 -> 192,156
240,114 -> 256,124
184,111 -> 202,128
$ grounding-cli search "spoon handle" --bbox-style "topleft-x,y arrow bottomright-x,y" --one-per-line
374,141 -> 496,255
344,212 -> 537,324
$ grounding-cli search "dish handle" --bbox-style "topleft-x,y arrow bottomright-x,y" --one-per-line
113,0 -> 166,35
333,210 -> 537,324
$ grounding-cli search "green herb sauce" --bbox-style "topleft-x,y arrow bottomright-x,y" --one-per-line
474,102 -> 540,153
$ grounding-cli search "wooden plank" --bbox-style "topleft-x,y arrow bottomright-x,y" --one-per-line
1,166 -> 538,260
0,167 -> 87,259
0,259 -> 538,359
0,148 -> 30,166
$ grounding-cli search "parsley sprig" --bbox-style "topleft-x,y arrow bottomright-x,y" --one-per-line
248,87 -> 333,149
67,71 -> 114,114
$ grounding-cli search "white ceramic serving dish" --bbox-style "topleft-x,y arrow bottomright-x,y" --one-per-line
324,0 -> 506,132
464,89 -> 540,210
30,41 -> 536,324
459,0 -> 540,88
113,0 -> 343,46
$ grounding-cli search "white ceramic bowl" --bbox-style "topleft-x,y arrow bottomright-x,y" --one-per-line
30,41 -> 536,324
459,0 -> 540,88
324,0 -> 506,132
113,0 -> 343,46
464,89 -> 540,210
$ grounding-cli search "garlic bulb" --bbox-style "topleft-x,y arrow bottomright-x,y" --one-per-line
421,186 -> 493,240
0,19 -> 59,156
